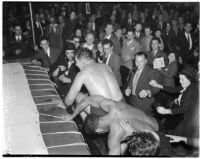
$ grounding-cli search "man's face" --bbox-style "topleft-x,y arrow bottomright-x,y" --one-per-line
65,50 -> 74,61
40,40 -> 49,50
145,28 -> 151,37
58,16 -> 64,24
40,14 -> 45,21
103,44 -> 113,56
73,37 -> 80,48
105,25 -> 113,35
151,40 -> 159,51
85,34 -> 95,45
70,12 -> 76,20
14,26 -> 22,36
35,14 -> 40,22
126,31 -> 134,40
135,24 -> 142,32
135,55 -> 147,70
185,23 -> 192,33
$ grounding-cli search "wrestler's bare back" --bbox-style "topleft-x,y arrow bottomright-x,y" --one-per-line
81,63 -> 122,101
102,101 -> 158,132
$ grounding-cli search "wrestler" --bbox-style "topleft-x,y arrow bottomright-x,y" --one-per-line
64,48 -> 123,115
63,94 -> 159,155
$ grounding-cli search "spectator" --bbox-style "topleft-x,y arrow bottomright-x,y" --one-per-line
120,29 -> 140,88
7,24 -> 34,59
149,66 -> 199,140
96,41 -> 105,63
176,21 -> 194,65
32,37 -> 61,71
51,43 -> 78,98
100,23 -> 121,55
134,23 -> 144,44
45,16 -> 60,50
140,26 -> 153,53
102,39 -> 121,86
125,52 -> 160,115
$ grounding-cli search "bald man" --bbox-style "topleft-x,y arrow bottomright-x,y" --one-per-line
63,94 -> 159,155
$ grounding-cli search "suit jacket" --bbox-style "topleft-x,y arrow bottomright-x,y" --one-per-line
147,50 -> 168,68
32,47 -> 61,68
33,21 -> 44,44
163,83 -> 199,138
122,18 -> 135,31
134,32 -> 145,44
177,31 -> 194,63
8,35 -> 33,59
107,52 -> 121,86
127,65 -> 160,114
62,19 -> 77,41
140,35 -> 153,53
101,33 -> 121,55
121,39 -> 140,70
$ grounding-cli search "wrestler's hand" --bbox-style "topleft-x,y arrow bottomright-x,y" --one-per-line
119,119 -> 134,137
156,107 -> 171,115
125,88 -> 131,96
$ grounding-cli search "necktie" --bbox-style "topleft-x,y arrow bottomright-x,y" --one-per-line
187,33 -> 191,49
132,69 -> 141,95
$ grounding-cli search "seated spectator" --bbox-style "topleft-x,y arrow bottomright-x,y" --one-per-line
31,37 -> 61,71
51,43 -> 78,98
7,24 -> 34,59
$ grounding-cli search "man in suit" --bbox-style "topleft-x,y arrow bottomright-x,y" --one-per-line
176,21 -> 194,65
125,52 -> 160,115
33,13 -> 44,45
140,26 -> 153,53
134,23 -> 145,44
122,12 -> 135,31
7,24 -> 34,59
31,37 -> 61,71
100,23 -> 121,55
147,37 -> 168,68
51,43 -> 78,98
120,30 -> 140,88
102,39 -> 121,87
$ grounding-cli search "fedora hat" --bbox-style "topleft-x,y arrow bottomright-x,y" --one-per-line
179,66 -> 196,82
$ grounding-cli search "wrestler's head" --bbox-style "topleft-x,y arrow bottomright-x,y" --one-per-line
84,114 -> 100,135
75,48 -> 94,69
124,131 -> 160,156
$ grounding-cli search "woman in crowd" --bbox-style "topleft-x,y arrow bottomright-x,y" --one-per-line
149,66 -> 199,139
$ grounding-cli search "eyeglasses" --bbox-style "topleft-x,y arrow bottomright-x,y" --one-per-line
74,41 -> 80,43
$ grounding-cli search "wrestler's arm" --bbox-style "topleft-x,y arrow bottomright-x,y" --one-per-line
64,72 -> 84,107
108,122 -> 125,155
65,96 -> 105,121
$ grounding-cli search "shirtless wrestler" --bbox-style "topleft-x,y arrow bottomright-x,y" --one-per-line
64,94 -> 159,155
64,48 -> 123,116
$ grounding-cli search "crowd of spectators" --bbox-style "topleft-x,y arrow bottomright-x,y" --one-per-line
3,2 -> 199,156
